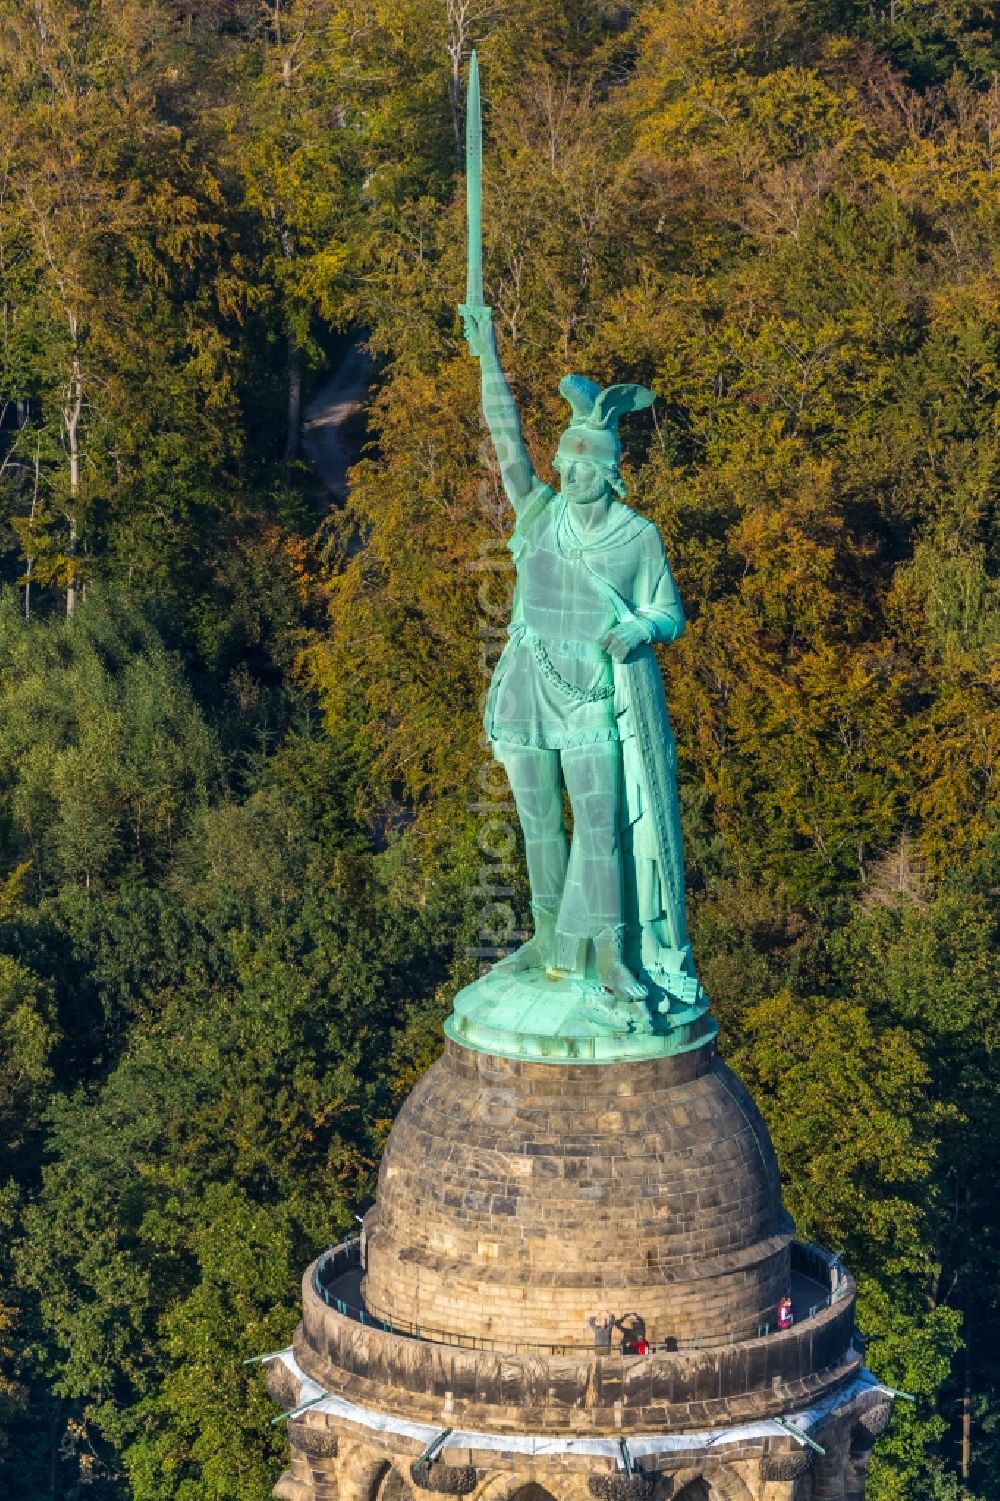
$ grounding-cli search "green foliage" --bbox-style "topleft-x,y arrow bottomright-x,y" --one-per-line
0,591 -> 221,897
734,991 -> 942,1272
0,955 -> 56,1166
2,601 -> 466,1492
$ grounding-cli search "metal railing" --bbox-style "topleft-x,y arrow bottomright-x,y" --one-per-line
312,1236 -> 850,1358
790,1240 -> 850,1318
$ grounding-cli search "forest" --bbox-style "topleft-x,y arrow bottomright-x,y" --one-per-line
0,0 -> 998,1495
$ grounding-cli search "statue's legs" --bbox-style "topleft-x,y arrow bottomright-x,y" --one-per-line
557,744 -> 647,1001
556,743 -> 622,945
494,745 -> 568,970
492,742 -> 646,1000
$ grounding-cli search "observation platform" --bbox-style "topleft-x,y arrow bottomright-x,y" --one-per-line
284,1235 -> 860,1435
313,1242 -> 838,1355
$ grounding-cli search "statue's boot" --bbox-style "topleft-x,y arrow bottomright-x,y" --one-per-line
495,903 -> 557,974
594,924 -> 648,1002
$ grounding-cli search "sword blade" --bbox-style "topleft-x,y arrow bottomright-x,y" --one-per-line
465,51 -> 484,309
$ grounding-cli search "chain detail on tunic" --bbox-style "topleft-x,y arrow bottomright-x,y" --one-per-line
528,630 -> 615,705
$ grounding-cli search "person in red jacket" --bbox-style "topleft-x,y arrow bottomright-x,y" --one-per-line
777,1296 -> 794,1330
619,1311 -> 647,1354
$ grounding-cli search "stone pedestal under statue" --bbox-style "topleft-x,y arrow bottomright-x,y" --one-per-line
266,1028 -> 893,1501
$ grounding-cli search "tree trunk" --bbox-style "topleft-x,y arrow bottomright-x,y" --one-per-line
285,330 -> 302,461
48,1397 -> 60,1498
961,1343 -> 972,1485
961,1179 -> 973,1488
64,349 -> 82,618
446,0 -> 470,154
961,1269 -> 972,1486
24,440 -> 39,621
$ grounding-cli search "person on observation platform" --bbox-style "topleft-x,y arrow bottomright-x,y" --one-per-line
462,307 -> 693,1005
588,1310 -> 617,1351
777,1296 -> 794,1330
618,1311 -> 647,1354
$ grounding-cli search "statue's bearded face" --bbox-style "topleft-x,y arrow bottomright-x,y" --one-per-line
559,458 -> 610,507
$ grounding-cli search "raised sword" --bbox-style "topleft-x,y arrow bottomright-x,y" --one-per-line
458,51 -> 489,331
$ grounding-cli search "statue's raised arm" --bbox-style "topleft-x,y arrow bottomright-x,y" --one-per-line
458,53 -> 538,511
462,308 -> 538,510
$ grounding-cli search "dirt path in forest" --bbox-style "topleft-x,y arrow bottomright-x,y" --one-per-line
301,342 -> 373,498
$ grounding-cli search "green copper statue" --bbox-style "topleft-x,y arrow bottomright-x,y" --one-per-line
450,57 -> 709,1059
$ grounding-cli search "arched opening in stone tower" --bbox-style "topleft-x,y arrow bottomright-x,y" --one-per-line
508,1484 -> 558,1501
847,1423 -> 877,1501
673,1479 -> 711,1501
347,1457 -> 390,1501
377,1469 -> 414,1501
343,1456 -> 414,1501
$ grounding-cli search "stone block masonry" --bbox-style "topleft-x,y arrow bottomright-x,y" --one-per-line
364,1041 -> 791,1350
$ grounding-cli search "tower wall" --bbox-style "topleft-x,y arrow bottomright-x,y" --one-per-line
364,1041 -> 791,1349
268,1355 -> 893,1501
270,1043 -> 891,1501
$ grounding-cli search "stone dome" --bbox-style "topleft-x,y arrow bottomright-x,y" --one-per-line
362,1037 -> 793,1349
